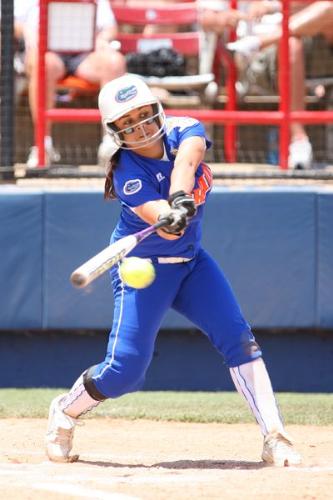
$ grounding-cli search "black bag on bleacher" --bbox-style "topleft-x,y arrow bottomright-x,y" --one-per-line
126,48 -> 186,77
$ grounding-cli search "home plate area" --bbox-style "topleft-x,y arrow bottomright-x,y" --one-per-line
0,419 -> 332,499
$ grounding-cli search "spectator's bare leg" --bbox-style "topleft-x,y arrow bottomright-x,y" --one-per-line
200,9 -> 246,34
260,1 -> 333,50
26,50 -> 66,135
287,37 -> 313,168
76,49 -> 126,167
289,37 -> 307,141
75,49 -> 126,87
289,0 -> 333,42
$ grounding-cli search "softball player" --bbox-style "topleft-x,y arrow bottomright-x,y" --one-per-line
46,74 -> 301,467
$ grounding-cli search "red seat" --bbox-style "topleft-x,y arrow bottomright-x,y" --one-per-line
57,76 -> 100,100
110,1 -> 218,106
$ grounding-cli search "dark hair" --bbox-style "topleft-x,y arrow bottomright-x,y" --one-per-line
104,150 -> 121,200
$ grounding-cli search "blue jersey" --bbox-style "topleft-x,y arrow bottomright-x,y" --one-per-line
111,116 -> 213,259
87,120 -> 261,406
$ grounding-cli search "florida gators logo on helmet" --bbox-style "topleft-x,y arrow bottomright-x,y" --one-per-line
115,85 -> 138,103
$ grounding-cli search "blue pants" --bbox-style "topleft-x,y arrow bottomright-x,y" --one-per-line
92,248 -> 261,398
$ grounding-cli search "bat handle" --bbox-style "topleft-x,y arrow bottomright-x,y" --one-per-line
154,217 -> 172,229
135,218 -> 170,243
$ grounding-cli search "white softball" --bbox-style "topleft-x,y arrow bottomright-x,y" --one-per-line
119,257 -> 156,289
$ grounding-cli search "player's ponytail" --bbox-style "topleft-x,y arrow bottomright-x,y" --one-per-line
104,150 -> 120,200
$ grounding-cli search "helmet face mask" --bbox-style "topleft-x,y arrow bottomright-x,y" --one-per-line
98,75 -> 166,151
105,103 -> 165,150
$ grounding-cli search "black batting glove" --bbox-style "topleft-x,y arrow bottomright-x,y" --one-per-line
158,207 -> 188,235
168,190 -> 197,218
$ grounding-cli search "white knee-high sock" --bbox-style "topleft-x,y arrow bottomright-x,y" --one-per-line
59,373 -> 101,418
230,358 -> 284,436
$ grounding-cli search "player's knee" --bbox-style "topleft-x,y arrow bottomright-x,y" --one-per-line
243,339 -> 262,359
86,357 -> 148,399
225,335 -> 262,367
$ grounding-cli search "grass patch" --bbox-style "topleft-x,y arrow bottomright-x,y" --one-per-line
0,389 -> 332,425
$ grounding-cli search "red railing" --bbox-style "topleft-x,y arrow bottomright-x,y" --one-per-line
37,0 -> 47,167
36,0 -> 333,169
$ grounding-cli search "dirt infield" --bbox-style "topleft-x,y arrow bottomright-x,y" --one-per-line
0,419 -> 332,499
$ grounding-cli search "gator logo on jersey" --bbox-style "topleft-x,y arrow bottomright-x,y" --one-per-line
123,179 -> 142,195
115,85 -> 137,103
192,163 -> 213,206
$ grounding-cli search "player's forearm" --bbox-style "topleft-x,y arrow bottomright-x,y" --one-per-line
170,137 -> 205,195
133,200 -> 182,240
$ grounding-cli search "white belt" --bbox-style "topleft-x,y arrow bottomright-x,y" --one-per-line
156,256 -> 192,264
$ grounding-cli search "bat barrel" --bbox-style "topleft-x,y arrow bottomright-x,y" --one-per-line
69,221 -> 169,289
70,270 -> 90,288
70,234 -> 138,288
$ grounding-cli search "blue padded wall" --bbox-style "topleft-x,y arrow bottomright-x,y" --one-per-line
44,190 -> 120,329
43,189 -> 192,330
317,193 -> 333,328
202,188 -> 316,328
0,187 -> 43,328
0,185 -> 333,330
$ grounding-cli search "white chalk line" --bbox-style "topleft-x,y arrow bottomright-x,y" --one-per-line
0,464 -> 223,500
32,482 -> 139,500
1,452 -> 333,496
0,462 -> 141,499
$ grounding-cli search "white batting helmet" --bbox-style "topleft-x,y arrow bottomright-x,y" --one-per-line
98,74 -> 166,149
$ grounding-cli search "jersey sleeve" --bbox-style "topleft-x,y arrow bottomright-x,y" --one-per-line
113,163 -> 162,208
166,116 -> 212,153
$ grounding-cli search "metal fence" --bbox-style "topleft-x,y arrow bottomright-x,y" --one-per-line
1,1 -> 333,179
0,0 -> 15,180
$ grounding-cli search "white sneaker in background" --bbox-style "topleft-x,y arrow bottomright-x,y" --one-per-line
46,393 -> 79,462
262,431 -> 302,467
97,134 -> 119,169
288,138 -> 313,170
26,144 -> 60,169
226,36 -> 260,57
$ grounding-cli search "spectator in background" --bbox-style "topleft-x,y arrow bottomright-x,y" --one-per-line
200,0 -> 333,169
16,0 -> 126,168
124,0 -> 187,35
228,1 -> 333,52
0,1 -> 27,89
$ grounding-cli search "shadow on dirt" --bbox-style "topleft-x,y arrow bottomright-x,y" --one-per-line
78,458 -> 267,470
